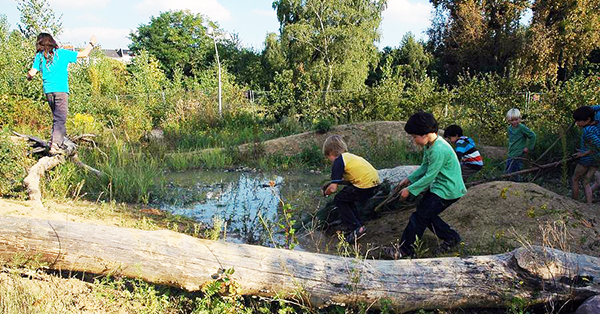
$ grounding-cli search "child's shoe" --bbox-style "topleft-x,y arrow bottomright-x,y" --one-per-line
345,226 -> 366,243
433,237 -> 462,255
382,245 -> 412,260
48,143 -> 63,156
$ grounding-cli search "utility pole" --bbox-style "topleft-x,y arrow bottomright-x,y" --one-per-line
208,27 -> 222,117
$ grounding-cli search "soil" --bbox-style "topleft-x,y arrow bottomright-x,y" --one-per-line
299,180 -> 600,259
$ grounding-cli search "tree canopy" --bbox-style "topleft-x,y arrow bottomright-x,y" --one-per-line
17,0 -> 63,39
272,0 -> 387,102
129,10 -> 214,78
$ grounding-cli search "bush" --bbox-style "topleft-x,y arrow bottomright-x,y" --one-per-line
312,118 -> 333,134
0,127 -> 33,198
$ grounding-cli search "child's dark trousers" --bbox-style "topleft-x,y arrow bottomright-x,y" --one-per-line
400,190 -> 461,256
334,185 -> 378,230
46,92 -> 69,146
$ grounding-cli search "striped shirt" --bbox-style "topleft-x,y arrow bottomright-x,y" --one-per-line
580,122 -> 600,166
578,105 -> 600,166
454,136 -> 483,169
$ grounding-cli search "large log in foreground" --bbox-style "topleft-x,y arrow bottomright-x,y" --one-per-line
0,216 -> 598,311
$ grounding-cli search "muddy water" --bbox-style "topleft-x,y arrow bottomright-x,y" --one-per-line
159,170 -> 324,247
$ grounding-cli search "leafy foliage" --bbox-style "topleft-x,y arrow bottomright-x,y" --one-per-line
0,128 -> 33,198
129,10 -> 213,78
16,0 -> 62,39
271,0 -> 387,117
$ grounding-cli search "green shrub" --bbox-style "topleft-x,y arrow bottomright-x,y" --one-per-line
312,118 -> 333,134
0,127 -> 33,198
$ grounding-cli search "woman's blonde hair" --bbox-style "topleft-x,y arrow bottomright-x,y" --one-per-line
506,108 -> 521,120
322,135 -> 348,157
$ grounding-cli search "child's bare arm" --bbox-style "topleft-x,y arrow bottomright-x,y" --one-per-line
77,35 -> 98,58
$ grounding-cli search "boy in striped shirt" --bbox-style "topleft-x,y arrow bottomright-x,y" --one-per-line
572,106 -> 600,204
444,124 -> 483,181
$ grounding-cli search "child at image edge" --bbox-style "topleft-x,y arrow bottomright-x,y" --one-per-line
443,124 -> 483,181
392,112 -> 466,258
505,108 -> 536,181
27,32 -> 98,155
322,135 -> 380,243
572,106 -> 600,204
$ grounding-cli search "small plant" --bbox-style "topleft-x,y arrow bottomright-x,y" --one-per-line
412,235 -> 429,258
206,216 -> 225,241
0,127 -> 33,198
279,203 -> 298,250
312,118 -> 333,134
500,187 -> 509,199
508,297 -> 531,314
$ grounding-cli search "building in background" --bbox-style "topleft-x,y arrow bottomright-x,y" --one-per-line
102,48 -> 133,63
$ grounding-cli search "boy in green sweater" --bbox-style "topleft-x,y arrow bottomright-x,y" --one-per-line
389,112 -> 466,258
505,108 -> 536,181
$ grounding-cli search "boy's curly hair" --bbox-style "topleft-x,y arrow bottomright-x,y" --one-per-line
322,135 -> 348,157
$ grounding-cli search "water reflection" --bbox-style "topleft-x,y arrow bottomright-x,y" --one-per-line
160,172 -> 286,246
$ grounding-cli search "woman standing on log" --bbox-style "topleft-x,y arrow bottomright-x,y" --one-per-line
27,32 -> 97,155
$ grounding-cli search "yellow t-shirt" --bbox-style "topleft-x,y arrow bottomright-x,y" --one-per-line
331,153 -> 380,189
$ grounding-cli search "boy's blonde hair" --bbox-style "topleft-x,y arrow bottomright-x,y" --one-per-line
506,108 -> 521,120
323,135 -> 348,157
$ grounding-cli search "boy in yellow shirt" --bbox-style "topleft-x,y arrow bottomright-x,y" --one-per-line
322,135 -> 381,243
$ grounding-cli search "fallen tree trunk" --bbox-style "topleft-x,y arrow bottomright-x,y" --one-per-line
0,216 -> 598,312
13,132 -> 102,206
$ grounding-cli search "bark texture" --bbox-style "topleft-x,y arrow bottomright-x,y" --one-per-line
0,216 -> 598,311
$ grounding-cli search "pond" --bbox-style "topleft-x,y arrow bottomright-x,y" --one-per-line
158,169 -> 325,248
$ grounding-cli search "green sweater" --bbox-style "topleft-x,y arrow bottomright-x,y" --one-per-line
507,124 -> 536,158
408,136 -> 467,200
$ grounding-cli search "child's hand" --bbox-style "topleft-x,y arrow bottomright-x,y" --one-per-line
523,147 -> 529,154
321,183 -> 330,196
322,183 -> 338,196
399,188 -> 410,200
393,178 -> 410,194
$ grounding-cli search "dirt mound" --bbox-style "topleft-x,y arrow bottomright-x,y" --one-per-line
239,121 -> 415,156
451,181 -> 599,255
237,120 -> 506,159
304,181 -> 600,258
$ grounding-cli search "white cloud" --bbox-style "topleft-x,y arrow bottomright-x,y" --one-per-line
49,0 -> 109,9
75,13 -> 106,24
135,0 -> 231,22
379,0 -> 432,47
60,27 -> 132,48
384,0 -> 431,26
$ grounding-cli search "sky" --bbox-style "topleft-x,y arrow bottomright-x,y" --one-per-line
0,0 -> 433,50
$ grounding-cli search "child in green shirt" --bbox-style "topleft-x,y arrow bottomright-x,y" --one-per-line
505,108 -> 536,181
388,112 -> 466,258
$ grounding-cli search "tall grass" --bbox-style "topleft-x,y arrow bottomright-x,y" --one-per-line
77,136 -> 165,204
165,148 -> 234,171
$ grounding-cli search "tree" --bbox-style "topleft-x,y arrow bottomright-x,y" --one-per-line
129,10 -> 213,79
17,0 -> 63,39
427,0 -> 529,84
272,0 -> 387,108
519,0 -> 600,82
367,33 -> 433,86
